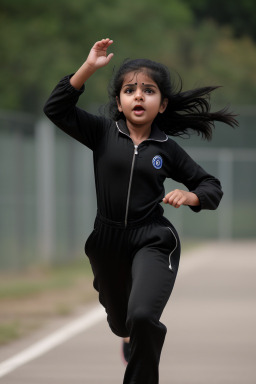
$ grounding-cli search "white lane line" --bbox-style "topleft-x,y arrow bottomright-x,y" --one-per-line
0,304 -> 105,378
0,244 -> 215,379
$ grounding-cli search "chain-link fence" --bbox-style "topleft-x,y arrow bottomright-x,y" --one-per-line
0,110 -> 255,270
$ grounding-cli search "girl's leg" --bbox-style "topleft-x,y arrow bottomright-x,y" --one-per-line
85,222 -> 132,337
86,217 -> 180,384
123,224 -> 180,384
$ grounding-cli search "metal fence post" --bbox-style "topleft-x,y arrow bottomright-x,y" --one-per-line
14,127 -> 25,267
35,118 -> 55,263
218,149 -> 234,240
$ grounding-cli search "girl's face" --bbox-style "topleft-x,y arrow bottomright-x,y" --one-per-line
116,71 -> 168,130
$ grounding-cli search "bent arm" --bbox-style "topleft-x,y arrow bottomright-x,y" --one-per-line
166,141 -> 223,211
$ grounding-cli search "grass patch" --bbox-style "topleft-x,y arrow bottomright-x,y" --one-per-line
0,323 -> 21,345
0,258 -> 92,300
0,257 -> 96,346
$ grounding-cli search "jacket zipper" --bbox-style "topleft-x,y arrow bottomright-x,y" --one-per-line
115,122 -> 167,227
125,144 -> 138,227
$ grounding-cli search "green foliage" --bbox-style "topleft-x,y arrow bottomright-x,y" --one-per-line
0,0 -> 255,113
184,0 -> 256,40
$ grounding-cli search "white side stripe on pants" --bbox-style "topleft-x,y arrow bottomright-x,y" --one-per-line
167,227 -> 178,270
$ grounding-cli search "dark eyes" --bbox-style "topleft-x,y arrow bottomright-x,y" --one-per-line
144,88 -> 154,94
124,88 -> 133,94
145,89 -> 155,94
124,88 -> 155,94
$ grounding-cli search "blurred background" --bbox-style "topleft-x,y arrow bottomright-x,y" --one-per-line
0,3 -> 256,375
0,0 -> 256,376
0,0 -> 255,270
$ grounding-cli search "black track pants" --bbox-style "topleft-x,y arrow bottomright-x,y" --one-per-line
85,212 -> 181,384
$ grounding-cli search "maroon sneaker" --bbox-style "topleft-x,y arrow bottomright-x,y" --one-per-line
121,340 -> 131,365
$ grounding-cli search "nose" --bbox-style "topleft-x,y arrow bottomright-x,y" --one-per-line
134,87 -> 144,100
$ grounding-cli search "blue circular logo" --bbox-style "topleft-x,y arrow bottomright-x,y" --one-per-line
152,155 -> 163,169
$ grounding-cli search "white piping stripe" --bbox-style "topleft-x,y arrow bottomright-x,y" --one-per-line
116,121 -> 130,138
0,305 -> 105,378
115,122 -> 168,142
145,135 -> 168,143
167,227 -> 178,270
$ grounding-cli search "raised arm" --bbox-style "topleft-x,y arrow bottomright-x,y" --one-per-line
43,39 -> 114,150
70,38 -> 114,89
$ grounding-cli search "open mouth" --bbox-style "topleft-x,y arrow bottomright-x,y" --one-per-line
133,105 -> 145,111
133,105 -> 145,116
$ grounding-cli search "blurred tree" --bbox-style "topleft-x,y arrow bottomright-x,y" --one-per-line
185,0 -> 256,40
0,0 -> 194,112
0,0 -> 255,114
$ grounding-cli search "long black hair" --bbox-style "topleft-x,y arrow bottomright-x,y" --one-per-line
106,58 -> 238,140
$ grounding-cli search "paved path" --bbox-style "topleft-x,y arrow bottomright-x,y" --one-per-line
0,241 -> 255,383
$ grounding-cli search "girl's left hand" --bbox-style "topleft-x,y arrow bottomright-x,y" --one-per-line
163,189 -> 200,208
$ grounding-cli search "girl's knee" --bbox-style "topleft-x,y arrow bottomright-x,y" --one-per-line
126,307 -> 155,331
107,315 -> 129,337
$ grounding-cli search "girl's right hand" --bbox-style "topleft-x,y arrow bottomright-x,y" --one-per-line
70,38 -> 114,90
86,38 -> 114,70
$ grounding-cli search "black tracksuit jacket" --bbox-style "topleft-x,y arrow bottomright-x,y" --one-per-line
43,75 -> 223,226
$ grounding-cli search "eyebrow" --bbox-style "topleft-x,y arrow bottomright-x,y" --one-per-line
122,83 -> 158,88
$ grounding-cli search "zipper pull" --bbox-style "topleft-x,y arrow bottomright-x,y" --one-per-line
134,145 -> 138,155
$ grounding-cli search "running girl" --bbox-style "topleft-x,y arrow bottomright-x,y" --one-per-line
44,38 -> 237,384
